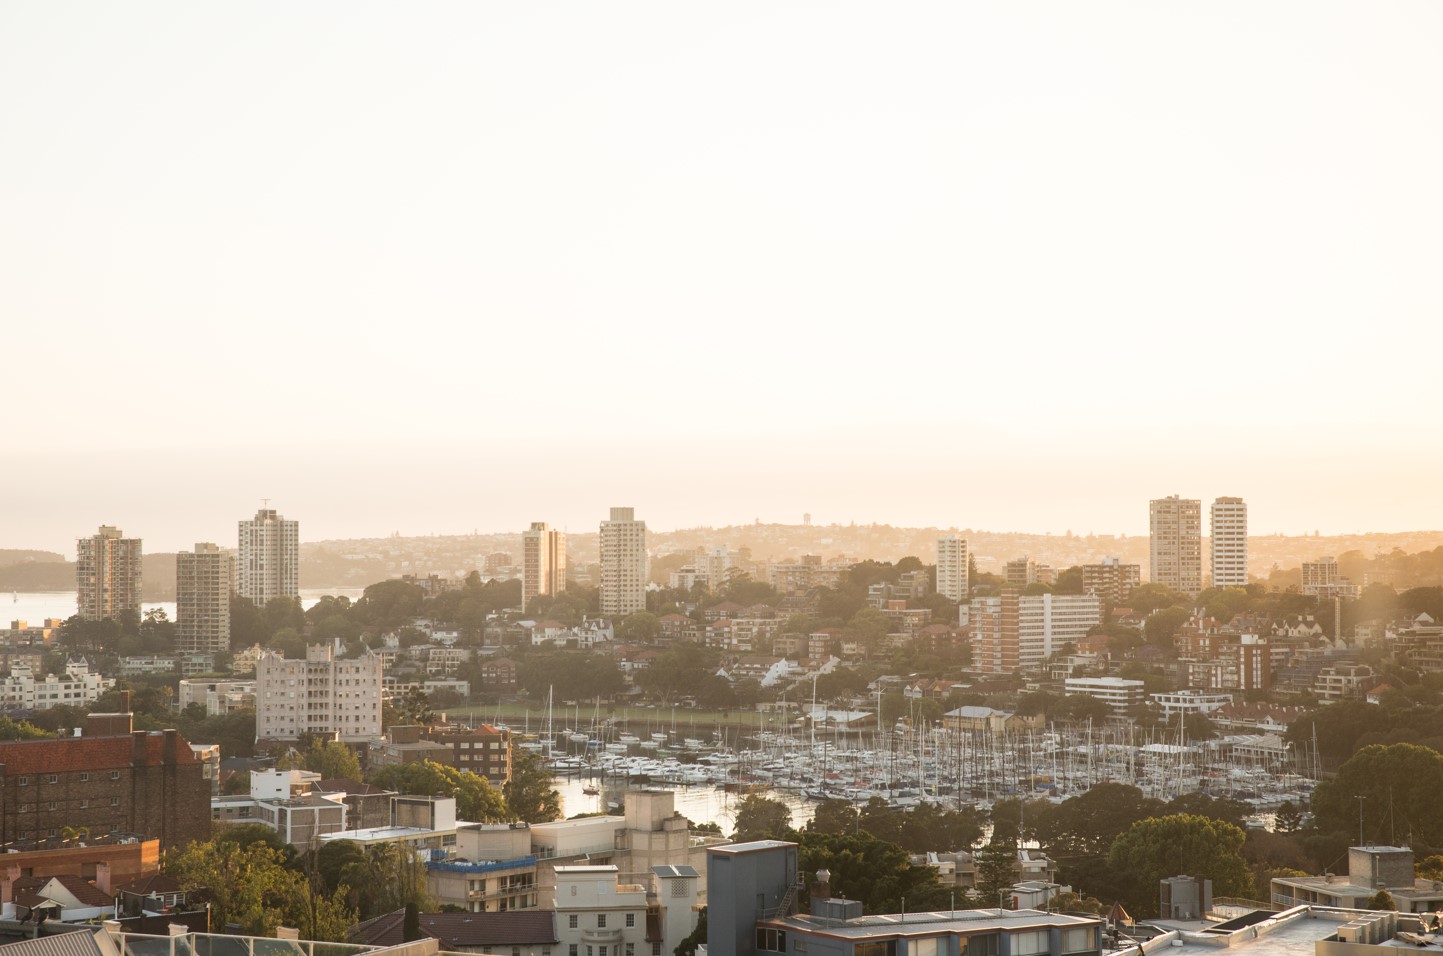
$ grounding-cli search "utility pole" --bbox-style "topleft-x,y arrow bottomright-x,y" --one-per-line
1355,794 -> 1367,847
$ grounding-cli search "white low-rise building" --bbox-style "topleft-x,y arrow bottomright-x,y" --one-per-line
1063,676 -> 1145,713
0,659 -> 114,710
1150,689 -> 1233,718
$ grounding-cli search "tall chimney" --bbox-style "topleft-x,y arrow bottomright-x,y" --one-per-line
95,862 -> 112,896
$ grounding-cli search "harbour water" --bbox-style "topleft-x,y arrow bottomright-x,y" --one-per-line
548,773 -> 816,832
5,589 -> 368,625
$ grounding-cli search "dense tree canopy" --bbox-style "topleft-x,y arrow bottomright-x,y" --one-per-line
1107,814 -> 1253,916
370,760 -> 510,822
1311,743 -> 1443,847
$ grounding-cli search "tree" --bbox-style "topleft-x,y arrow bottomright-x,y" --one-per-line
1143,606 -> 1190,647
339,842 -> 435,920
165,837 -> 355,939
0,716 -> 53,740
1311,744 -> 1443,847
505,747 -> 562,823
675,906 -> 707,956
617,611 -> 661,643
390,686 -> 436,727
1274,801 -> 1304,834
807,799 -> 861,836
799,830 -> 949,915
1107,814 -> 1254,916
975,840 -> 1018,907
370,760 -> 510,822
295,740 -> 363,781
732,794 -> 795,843
1367,889 -> 1397,911
1416,855 -> 1443,881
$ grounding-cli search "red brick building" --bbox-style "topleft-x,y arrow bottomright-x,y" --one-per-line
0,722 -> 211,851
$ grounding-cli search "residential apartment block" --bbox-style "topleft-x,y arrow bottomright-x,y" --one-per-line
238,508 -> 299,605
1301,557 -> 1361,600
1063,676 -> 1145,713
1080,558 -> 1140,606
522,522 -> 567,611
255,643 -> 383,743
176,543 -> 234,656
1210,497 -> 1248,588
0,660 -> 113,711
600,508 -> 647,617
76,526 -> 142,622
971,592 -> 1102,674
0,712 -> 210,850
1149,496 -> 1202,594
935,536 -> 969,602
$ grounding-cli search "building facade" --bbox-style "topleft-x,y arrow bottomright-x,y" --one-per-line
76,526 -> 142,622
0,720 -> 210,850
0,660 -> 113,711
255,643 -> 383,742
971,592 -> 1102,674
1210,497 -> 1248,588
1080,558 -> 1140,606
1149,496 -> 1202,594
238,508 -> 299,605
600,508 -> 647,618
936,536 -> 969,602
176,543 -> 234,656
1063,677 -> 1145,713
522,523 -> 567,612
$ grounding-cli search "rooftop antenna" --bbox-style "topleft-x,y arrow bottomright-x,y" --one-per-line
1356,794 -> 1367,846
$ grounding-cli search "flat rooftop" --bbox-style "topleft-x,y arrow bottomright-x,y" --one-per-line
1159,908 -> 1443,956
769,908 -> 1099,939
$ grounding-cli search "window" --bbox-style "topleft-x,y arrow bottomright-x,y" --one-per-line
1010,933 -> 1049,956
756,930 -> 789,953
652,946 -> 662,956
626,914 -> 636,928
961,936 -> 998,956
569,916 -> 578,929
1062,928 -> 1095,954
569,948 -> 577,956
910,940 -> 938,956
47,802 -> 56,811
17,777 -> 27,786
110,797 -> 119,807
80,800 -> 88,809
626,946 -> 634,956
600,948 -> 608,956
597,915 -> 607,929
110,771 -> 120,780
46,774 -> 57,784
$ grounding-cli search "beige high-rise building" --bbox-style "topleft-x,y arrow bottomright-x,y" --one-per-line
1081,557 -> 1141,606
238,508 -> 299,605
1149,495 -> 1202,594
1210,496 -> 1248,588
76,526 -> 143,621
600,507 -> 647,617
177,543 -> 235,656
521,522 -> 566,611
255,643 -> 382,743
936,535 -> 969,602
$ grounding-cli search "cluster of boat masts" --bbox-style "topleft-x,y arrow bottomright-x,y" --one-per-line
514,717 -> 1318,815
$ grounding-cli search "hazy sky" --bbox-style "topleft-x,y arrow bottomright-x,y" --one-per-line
4,2 -> 1442,555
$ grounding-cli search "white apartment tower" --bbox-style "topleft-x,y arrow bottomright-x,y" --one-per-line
1210,496 -> 1248,588
1149,495 -> 1202,595
521,522 -> 566,611
255,643 -> 383,742
176,542 -> 235,655
936,535 -> 969,602
600,507 -> 647,617
76,525 -> 143,621
238,508 -> 299,605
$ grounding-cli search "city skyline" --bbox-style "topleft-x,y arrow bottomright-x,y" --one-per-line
4,3 -> 1442,556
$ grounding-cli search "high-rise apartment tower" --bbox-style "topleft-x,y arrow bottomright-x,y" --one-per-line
600,507 -> 647,617
1210,497 -> 1248,588
936,535 -> 969,602
76,525 -> 143,621
1149,496 -> 1202,594
238,508 -> 299,605
521,522 -> 567,611
177,543 -> 235,655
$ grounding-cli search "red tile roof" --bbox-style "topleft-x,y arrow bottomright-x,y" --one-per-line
0,733 -> 199,775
